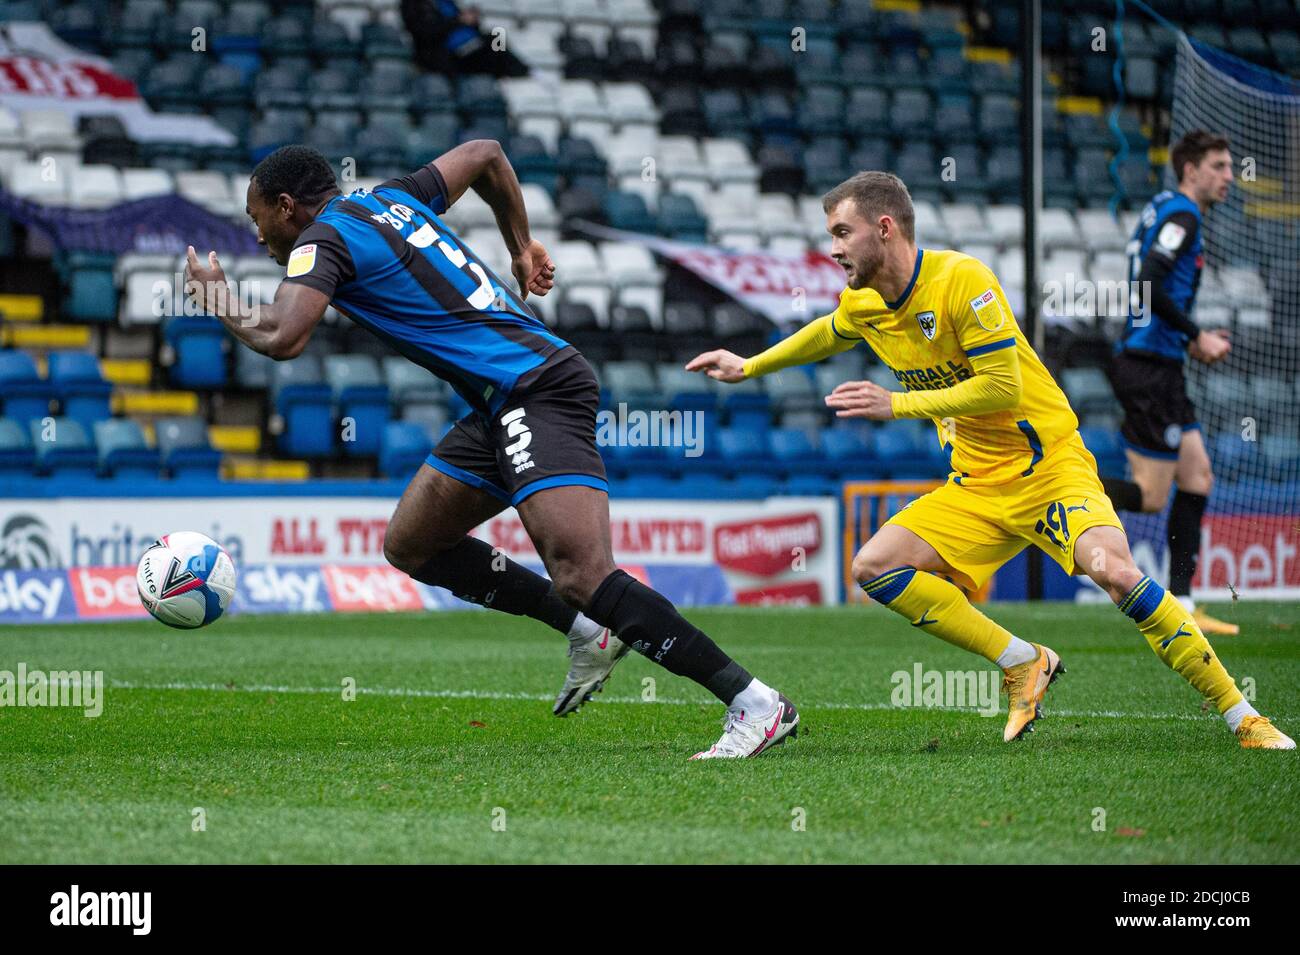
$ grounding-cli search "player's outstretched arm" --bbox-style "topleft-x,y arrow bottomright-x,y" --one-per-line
184,247 -> 327,360
687,313 -> 855,383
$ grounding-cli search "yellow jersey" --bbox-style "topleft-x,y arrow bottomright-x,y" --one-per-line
831,249 -> 1079,486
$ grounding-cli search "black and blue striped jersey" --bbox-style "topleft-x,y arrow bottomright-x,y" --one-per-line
1120,190 -> 1204,361
282,164 -> 571,418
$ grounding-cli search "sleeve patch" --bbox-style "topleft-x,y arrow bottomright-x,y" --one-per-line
1156,221 -> 1186,253
968,287 -> 1005,331
287,244 -> 317,278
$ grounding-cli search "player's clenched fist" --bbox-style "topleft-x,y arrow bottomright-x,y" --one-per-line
824,379 -> 895,420
685,349 -> 747,382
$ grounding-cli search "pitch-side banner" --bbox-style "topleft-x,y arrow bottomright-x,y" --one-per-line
0,496 -> 840,623
0,21 -> 235,146
574,221 -> 845,323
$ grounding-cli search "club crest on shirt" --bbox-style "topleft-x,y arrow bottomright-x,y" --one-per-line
916,310 -> 937,340
969,288 -> 1004,331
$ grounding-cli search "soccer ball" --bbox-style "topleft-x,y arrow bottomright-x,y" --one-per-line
136,532 -> 237,629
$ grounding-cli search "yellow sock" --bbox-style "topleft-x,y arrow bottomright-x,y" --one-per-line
1120,576 -> 1243,714
861,566 -> 1013,664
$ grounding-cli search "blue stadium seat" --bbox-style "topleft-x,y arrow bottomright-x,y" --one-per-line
0,417 -> 35,474
934,94 -> 977,144
47,352 -> 112,431
94,419 -> 160,478
379,421 -> 431,478
657,193 -> 708,242
875,423 -> 938,479
714,425 -> 769,477
165,317 -> 228,389
0,351 -> 56,424
890,89 -> 934,139
822,425 -> 882,479
324,355 -> 389,457
271,356 -> 334,457
719,473 -> 776,499
156,416 -> 222,478
604,191 -> 657,233
58,251 -> 118,322
768,427 -> 823,476
779,474 -> 838,496
1078,426 -> 1125,478
29,416 -> 97,477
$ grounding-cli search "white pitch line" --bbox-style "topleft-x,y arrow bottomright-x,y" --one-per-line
105,680 -> 1271,722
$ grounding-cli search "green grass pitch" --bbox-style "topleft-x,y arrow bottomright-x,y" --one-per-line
1,601 -> 1296,864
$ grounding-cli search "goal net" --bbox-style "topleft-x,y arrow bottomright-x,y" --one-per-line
1127,35 -> 1300,600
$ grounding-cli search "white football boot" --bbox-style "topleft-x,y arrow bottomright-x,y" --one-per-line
553,628 -> 629,716
690,693 -> 800,759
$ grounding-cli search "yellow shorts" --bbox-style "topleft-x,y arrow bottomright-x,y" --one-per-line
885,432 -> 1125,591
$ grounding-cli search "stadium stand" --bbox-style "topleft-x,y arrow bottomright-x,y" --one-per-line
0,0 -> 1295,508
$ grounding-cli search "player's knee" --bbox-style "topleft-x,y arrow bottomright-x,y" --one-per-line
382,532 -> 452,575
383,538 -> 422,575
1095,558 -> 1144,603
851,548 -> 893,585
1181,468 -> 1213,496
547,555 -> 613,609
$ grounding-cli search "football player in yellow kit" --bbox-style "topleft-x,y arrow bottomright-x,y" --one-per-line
687,171 -> 1292,749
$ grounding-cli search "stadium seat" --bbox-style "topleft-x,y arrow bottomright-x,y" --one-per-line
383,356 -> 446,406
767,427 -> 824,477
0,417 -> 35,474
0,351 -> 56,424
822,425 -> 881,480
47,352 -> 112,432
155,416 -> 222,478
29,416 -> 97,477
1079,426 -> 1126,478
165,317 -> 228,389
94,419 -> 161,478
324,355 -> 389,457
56,251 -> 118,323
379,421 -> 432,478
271,356 -> 334,457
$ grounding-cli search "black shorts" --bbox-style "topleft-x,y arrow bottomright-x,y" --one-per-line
425,349 -> 608,506
1108,350 -> 1200,460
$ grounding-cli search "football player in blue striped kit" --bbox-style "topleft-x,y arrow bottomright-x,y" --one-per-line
1103,130 -> 1240,636
183,142 -> 798,759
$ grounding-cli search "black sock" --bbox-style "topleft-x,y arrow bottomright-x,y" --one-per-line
409,537 -> 578,635
586,569 -> 753,704
1167,490 -> 1208,597
1102,477 -> 1144,512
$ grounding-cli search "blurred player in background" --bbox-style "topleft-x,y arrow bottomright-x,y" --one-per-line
689,170 -> 1293,749
184,142 -> 798,759
1103,130 -> 1239,636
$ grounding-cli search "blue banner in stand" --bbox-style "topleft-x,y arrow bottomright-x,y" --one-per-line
0,193 -> 262,255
